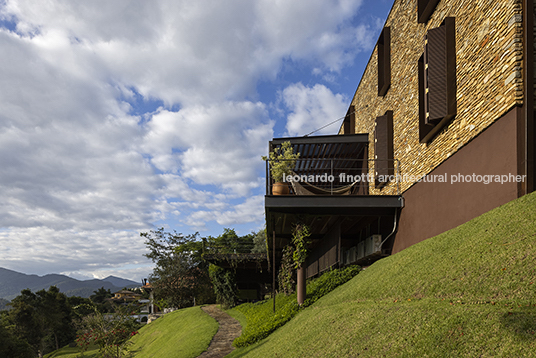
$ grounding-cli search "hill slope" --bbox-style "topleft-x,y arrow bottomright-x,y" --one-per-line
229,191 -> 536,357
0,268 -> 139,300
45,306 -> 219,358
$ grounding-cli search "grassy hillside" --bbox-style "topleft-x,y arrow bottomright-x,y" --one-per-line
129,306 -> 218,358
45,306 -> 218,358
228,191 -> 536,357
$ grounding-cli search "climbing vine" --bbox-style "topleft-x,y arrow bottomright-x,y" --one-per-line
278,245 -> 295,295
291,223 -> 311,268
208,264 -> 238,309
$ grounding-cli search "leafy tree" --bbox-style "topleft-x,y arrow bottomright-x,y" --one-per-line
142,228 -> 213,308
251,229 -> 267,254
0,312 -> 34,358
90,287 -> 113,304
7,286 -> 76,357
76,305 -> 139,358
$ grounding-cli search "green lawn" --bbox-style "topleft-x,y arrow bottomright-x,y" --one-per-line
46,306 -> 218,358
227,191 -> 536,357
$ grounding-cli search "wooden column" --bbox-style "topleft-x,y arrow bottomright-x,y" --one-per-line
273,230 -> 276,313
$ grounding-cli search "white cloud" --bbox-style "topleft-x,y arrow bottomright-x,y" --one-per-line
282,83 -> 348,136
143,102 -> 273,196
0,0 -> 380,280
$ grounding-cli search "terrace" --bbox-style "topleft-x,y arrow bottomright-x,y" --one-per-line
264,134 -> 405,280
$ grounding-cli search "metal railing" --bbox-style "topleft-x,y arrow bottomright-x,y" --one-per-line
265,158 -> 401,196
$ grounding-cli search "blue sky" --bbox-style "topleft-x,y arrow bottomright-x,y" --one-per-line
0,0 -> 393,281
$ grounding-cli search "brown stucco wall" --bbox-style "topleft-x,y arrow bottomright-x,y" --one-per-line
392,106 -> 521,253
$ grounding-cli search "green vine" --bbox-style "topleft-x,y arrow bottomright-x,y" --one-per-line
291,223 -> 311,268
208,264 -> 238,309
278,245 -> 295,295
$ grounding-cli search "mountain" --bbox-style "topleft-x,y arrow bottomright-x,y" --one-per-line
0,267 -> 139,301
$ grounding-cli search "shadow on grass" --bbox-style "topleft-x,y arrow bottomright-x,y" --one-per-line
500,309 -> 536,340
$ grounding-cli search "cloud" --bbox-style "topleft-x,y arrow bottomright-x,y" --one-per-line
0,0 -> 379,280
282,83 -> 348,136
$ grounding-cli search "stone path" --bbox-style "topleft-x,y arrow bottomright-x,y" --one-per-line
198,305 -> 242,358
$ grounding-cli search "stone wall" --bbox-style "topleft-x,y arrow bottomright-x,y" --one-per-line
341,0 -> 523,194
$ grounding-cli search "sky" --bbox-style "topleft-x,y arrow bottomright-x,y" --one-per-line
0,0 -> 394,282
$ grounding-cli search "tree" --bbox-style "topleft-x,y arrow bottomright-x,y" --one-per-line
142,228 -> 213,308
0,312 -> 34,358
7,286 -> 76,357
251,229 -> 267,254
76,305 -> 139,358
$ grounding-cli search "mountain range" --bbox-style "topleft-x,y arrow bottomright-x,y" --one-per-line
0,267 -> 139,301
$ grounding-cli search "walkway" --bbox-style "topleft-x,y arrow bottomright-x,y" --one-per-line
198,305 -> 242,358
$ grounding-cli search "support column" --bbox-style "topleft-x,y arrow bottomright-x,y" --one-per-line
273,230 -> 276,313
297,265 -> 306,305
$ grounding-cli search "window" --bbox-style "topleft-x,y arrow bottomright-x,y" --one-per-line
342,105 -> 355,134
418,0 -> 440,23
374,110 -> 394,188
419,17 -> 456,143
378,27 -> 391,97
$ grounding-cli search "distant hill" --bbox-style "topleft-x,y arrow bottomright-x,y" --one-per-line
0,267 -> 139,300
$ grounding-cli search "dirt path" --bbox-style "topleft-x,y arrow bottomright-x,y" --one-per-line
198,305 -> 242,358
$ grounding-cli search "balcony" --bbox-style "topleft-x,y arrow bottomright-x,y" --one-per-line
264,134 -> 404,277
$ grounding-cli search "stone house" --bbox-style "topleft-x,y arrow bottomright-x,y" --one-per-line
264,0 -> 535,304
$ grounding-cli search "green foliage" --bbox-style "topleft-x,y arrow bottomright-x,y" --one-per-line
262,141 -> 300,182
0,314 -> 34,358
231,294 -> 299,348
303,265 -> 361,307
203,228 -> 260,255
250,229 -> 267,254
76,305 -> 140,358
208,265 -> 238,309
227,191 -> 536,358
277,246 -> 295,295
232,265 -> 361,348
7,286 -> 76,357
142,228 -> 213,308
291,223 -> 310,268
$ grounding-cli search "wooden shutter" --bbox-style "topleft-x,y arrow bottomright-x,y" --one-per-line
419,54 -> 433,142
378,27 -> 391,97
374,110 -> 394,188
419,17 -> 456,143
425,24 -> 447,124
418,0 -> 440,23
342,105 -> 356,134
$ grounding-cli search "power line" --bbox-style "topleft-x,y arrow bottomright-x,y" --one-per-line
303,110 -> 356,137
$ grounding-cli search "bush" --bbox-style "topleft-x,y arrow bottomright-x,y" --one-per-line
304,265 -> 361,306
232,265 -> 360,347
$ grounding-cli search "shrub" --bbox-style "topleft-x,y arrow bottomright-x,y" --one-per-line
208,264 -> 238,309
232,265 -> 360,347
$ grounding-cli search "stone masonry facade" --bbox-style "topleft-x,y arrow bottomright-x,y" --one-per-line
340,0 -> 524,194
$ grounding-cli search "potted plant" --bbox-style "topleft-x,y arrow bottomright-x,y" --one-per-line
262,141 -> 300,195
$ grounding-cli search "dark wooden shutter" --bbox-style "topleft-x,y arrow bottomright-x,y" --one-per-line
378,27 -> 391,96
374,110 -> 393,188
425,24 -> 447,124
419,17 -> 456,143
342,105 -> 356,134
418,0 -> 440,23
419,54 -> 433,142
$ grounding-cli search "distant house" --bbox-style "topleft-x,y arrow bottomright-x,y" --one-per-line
265,0 -> 536,304
111,290 -> 142,303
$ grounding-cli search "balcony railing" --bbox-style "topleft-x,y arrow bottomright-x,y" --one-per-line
265,158 -> 401,196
